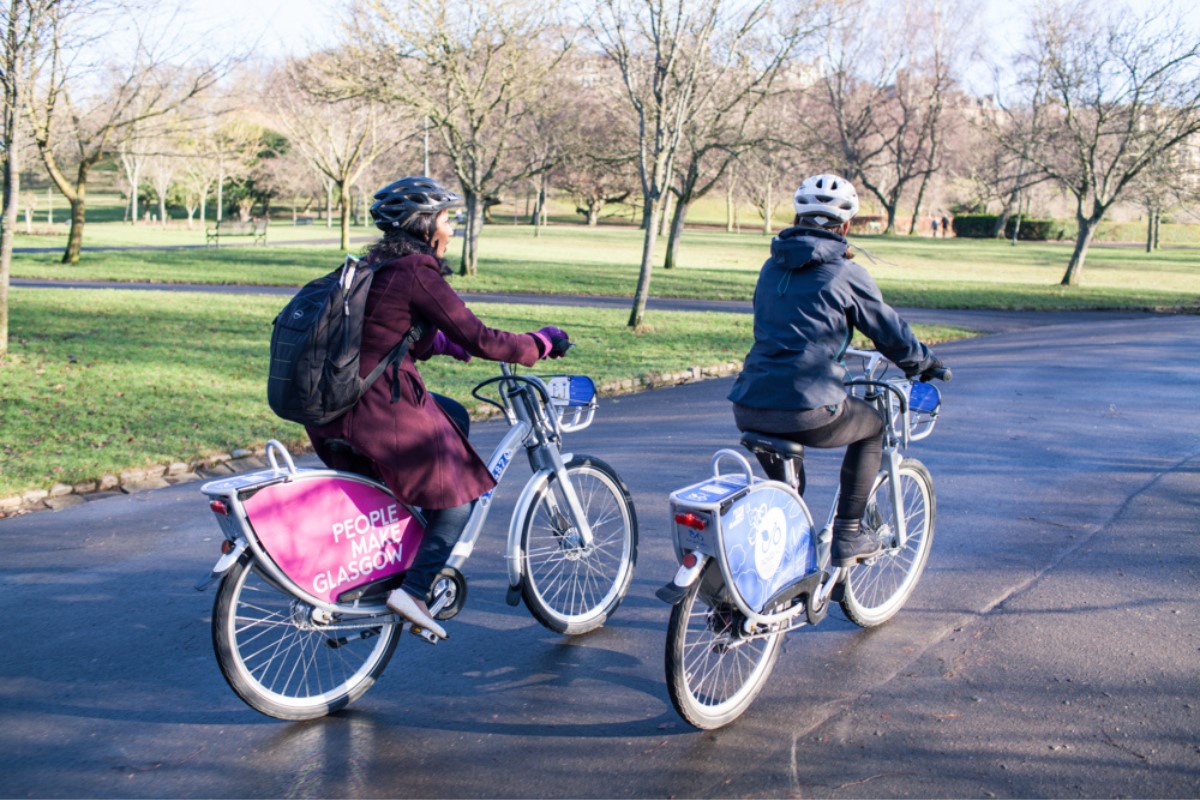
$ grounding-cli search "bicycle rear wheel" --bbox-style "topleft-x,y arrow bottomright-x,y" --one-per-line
520,454 -> 638,635
840,458 -> 936,627
212,555 -> 399,720
665,564 -> 784,729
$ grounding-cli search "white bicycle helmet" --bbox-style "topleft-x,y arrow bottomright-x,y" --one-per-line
792,174 -> 859,226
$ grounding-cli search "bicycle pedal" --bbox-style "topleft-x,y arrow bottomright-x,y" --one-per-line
409,625 -> 441,645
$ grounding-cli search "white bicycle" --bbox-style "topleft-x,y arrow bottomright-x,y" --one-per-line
197,364 -> 638,720
659,348 -> 949,729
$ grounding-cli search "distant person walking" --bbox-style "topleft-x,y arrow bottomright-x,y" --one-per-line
930,218 -> 939,237
941,215 -> 950,238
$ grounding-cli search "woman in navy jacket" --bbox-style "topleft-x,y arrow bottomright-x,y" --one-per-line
728,174 -> 944,567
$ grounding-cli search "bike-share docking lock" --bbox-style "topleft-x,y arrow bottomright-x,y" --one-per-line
663,449 -> 822,626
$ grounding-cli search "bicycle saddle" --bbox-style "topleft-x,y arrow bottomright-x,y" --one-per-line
739,431 -> 806,460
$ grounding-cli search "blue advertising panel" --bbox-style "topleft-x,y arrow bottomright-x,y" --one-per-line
721,486 -> 815,613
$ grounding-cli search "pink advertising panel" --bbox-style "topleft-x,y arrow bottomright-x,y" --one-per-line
242,476 -> 424,604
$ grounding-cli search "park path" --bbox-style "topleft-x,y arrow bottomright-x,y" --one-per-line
8,275 -> 1162,336
0,312 -> 1197,798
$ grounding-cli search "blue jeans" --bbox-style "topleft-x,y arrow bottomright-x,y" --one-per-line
400,393 -> 475,600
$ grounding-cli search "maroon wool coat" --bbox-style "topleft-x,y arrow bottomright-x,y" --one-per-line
306,254 -> 544,509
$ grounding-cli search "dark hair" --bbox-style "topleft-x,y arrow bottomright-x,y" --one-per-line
361,212 -> 452,275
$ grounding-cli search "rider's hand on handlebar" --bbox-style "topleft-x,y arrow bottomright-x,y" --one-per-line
914,357 -> 951,383
535,326 -> 573,359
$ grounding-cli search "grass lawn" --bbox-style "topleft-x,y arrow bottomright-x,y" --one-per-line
12,222 -> 1200,311
0,287 -> 972,499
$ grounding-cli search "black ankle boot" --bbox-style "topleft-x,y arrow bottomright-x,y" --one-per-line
832,519 -> 883,567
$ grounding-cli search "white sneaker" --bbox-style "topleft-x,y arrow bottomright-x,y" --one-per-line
386,589 -> 448,640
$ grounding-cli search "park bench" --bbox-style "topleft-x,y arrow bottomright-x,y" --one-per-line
206,219 -> 268,247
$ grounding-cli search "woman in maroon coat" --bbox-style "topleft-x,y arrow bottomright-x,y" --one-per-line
306,176 -> 569,640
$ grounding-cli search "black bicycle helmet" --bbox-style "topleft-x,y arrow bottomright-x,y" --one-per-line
369,176 -> 462,231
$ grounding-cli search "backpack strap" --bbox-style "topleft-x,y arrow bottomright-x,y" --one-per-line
361,321 -> 427,401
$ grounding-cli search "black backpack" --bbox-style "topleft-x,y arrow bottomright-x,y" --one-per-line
267,255 -> 424,426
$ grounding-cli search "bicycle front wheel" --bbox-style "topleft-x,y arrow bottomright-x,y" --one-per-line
212,555 -> 400,720
840,458 -> 936,628
665,564 -> 784,729
519,454 -> 637,635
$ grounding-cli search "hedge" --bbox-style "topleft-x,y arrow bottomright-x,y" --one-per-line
952,214 -> 1066,241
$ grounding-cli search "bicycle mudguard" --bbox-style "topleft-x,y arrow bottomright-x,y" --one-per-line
669,475 -> 817,615
239,474 -> 424,604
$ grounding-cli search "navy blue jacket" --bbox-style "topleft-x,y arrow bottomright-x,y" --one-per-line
728,226 -> 936,411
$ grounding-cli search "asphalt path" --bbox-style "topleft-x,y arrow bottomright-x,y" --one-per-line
2,311 -> 1199,798
6,276 -> 1161,335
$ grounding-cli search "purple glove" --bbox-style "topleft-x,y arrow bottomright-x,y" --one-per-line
431,330 -> 472,362
531,326 -> 571,359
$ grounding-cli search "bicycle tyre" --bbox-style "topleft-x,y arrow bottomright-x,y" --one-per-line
840,458 -> 936,628
519,454 -> 638,635
665,563 -> 784,729
212,554 -> 400,720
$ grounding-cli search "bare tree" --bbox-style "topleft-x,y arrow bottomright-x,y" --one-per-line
995,1 -> 1200,284
805,0 -> 961,235
24,6 -> 225,263
661,17 -> 822,269
544,56 -> 639,227
1129,142 -> 1200,252
593,0 -> 801,328
270,59 -> 400,250
344,0 -> 570,275
1,0 -> 62,358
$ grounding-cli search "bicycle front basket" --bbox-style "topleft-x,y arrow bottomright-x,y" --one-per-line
908,381 -> 941,441
546,375 -> 597,432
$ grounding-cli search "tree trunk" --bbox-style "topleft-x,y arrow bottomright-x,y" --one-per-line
628,193 -> 660,329
658,189 -> 673,237
664,198 -> 688,271
339,179 -> 351,250
1,21 -> 20,357
130,166 -> 140,224
1145,209 -> 1154,253
761,181 -> 773,235
883,203 -> 897,234
726,183 -> 735,232
325,181 -> 333,228
1061,213 -> 1099,286
586,200 -> 601,226
1153,210 -> 1161,251
909,176 -> 930,236
459,190 -> 484,276
63,194 -> 86,264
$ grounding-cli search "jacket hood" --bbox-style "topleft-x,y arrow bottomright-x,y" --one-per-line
769,226 -> 850,271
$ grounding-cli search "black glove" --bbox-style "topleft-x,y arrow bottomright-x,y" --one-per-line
917,358 -> 951,383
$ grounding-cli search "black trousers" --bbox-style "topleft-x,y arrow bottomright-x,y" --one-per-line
738,397 -> 884,525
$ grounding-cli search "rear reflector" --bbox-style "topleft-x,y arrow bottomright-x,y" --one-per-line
674,512 -> 707,531
209,499 -> 229,516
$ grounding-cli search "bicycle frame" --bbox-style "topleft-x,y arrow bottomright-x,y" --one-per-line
199,363 -> 600,619
443,363 -> 596,600
662,347 -> 941,631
